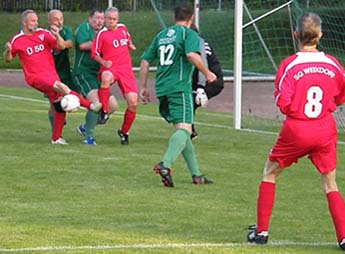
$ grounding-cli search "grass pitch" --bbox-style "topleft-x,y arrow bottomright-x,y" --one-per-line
0,86 -> 345,253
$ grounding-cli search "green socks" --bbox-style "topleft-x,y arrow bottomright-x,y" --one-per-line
85,111 -> 99,138
48,110 -> 54,130
182,136 -> 201,176
162,128 -> 201,176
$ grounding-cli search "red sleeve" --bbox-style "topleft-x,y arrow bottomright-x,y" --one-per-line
44,30 -> 59,51
334,73 -> 345,105
91,31 -> 102,59
326,54 -> 345,105
274,56 -> 296,115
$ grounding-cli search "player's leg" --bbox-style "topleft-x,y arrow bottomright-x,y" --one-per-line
117,92 -> 138,145
153,94 -> 187,187
48,92 -> 68,144
191,92 -> 199,140
48,76 -> 75,131
47,104 -> 54,130
31,77 -> 68,144
116,72 -> 138,145
161,92 -> 193,169
82,89 -> 100,145
248,159 -> 284,244
98,70 -> 114,124
321,170 -> 345,249
192,78 -> 224,140
182,136 -> 213,184
53,81 -> 101,112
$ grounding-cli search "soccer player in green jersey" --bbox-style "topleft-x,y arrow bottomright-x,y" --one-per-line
47,9 -> 74,129
139,2 -> 217,187
73,8 -> 118,145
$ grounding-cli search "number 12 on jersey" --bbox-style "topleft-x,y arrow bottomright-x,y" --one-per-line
159,45 -> 174,66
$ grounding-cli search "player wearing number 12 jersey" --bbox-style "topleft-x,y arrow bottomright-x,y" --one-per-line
139,2 -> 216,187
247,13 -> 345,251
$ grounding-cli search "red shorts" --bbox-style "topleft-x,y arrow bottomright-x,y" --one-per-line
28,73 -> 63,103
269,115 -> 337,174
99,68 -> 138,94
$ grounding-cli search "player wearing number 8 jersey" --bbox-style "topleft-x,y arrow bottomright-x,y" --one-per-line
247,13 -> 345,250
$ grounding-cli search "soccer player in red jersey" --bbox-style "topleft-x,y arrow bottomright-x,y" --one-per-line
3,10 -> 101,144
247,13 -> 345,250
91,7 -> 138,145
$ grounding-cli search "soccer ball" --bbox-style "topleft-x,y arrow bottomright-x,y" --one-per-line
60,94 -> 80,113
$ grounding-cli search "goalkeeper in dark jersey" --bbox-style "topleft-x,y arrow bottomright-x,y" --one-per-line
190,24 -> 224,139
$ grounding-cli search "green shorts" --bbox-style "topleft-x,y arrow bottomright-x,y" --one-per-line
158,91 -> 194,124
73,73 -> 100,97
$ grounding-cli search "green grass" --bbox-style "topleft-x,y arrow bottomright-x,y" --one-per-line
0,86 -> 345,253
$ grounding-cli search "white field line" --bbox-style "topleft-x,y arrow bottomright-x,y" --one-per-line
0,242 -> 337,252
1,93 -> 345,146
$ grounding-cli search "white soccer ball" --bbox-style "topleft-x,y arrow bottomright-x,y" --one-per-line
60,94 -> 80,113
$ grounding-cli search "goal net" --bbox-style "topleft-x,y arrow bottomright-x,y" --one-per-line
200,0 -> 345,136
147,0 -> 345,137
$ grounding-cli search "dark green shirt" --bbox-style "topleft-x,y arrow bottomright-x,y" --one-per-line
141,25 -> 200,97
73,22 -> 100,75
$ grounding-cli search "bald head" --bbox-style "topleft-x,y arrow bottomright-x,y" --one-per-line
48,9 -> 64,30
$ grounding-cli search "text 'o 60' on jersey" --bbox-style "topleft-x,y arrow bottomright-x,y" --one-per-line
274,51 -> 345,120
141,25 -> 200,97
91,24 -> 134,72
9,28 -> 59,84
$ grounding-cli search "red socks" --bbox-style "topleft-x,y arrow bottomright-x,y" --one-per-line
52,111 -> 66,141
327,191 -> 345,242
256,181 -> 276,233
69,90 -> 91,109
98,87 -> 110,113
121,109 -> 136,134
255,183 -> 345,243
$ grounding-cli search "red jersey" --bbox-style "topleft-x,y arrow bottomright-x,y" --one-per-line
9,29 -> 59,85
91,24 -> 133,72
275,51 -> 345,120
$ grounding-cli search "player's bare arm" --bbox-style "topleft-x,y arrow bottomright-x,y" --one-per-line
64,39 -> 73,49
187,52 -> 216,83
93,55 -> 112,68
79,41 -> 93,51
50,24 -> 66,50
128,41 -> 136,51
139,59 -> 150,104
3,42 -> 13,62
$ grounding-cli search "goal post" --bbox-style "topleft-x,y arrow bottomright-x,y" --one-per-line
233,0 -> 296,130
233,0 -> 243,130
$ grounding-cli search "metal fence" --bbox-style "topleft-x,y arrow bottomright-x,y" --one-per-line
0,0 -> 233,12
0,0 -> 152,11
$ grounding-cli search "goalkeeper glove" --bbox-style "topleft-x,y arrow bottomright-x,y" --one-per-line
195,88 -> 208,107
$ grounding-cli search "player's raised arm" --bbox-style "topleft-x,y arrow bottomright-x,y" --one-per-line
50,24 -> 66,50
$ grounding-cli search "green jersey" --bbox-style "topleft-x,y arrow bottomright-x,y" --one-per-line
141,25 -> 200,97
73,22 -> 100,75
52,26 -> 72,83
